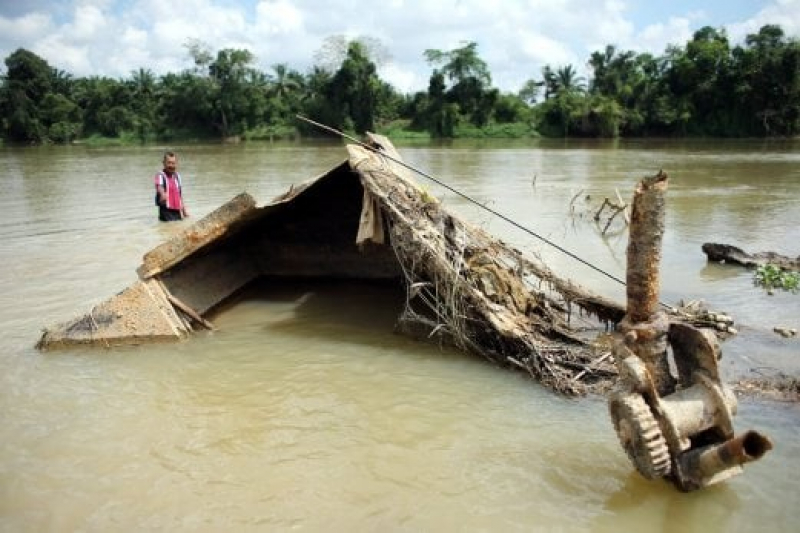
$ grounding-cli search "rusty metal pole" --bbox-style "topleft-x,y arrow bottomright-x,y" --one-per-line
619,171 -> 675,395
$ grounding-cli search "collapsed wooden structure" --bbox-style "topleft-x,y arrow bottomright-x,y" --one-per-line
38,134 -> 627,394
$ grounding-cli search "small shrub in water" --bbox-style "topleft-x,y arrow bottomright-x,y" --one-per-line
754,264 -> 800,294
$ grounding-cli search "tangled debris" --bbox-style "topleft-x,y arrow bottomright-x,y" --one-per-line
733,375 -> 800,402
666,300 -> 738,337
349,138 -> 630,395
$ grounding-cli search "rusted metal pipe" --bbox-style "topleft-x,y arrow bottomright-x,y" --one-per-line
678,431 -> 774,489
619,171 -> 674,395
626,170 -> 668,322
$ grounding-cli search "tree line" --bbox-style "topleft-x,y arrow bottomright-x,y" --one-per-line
1,24 -> 797,144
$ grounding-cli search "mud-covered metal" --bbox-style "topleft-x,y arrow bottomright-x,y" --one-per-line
609,171 -> 772,492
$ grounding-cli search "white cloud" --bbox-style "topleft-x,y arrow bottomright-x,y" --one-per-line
728,0 -> 800,43
635,17 -> 695,54
519,33 -> 577,67
379,63 -> 422,94
0,0 -> 798,90
0,12 -> 53,43
255,0 -> 304,34
515,32 -> 577,87
69,3 -> 106,43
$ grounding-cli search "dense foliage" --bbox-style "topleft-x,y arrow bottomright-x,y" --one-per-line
1,24 -> 797,144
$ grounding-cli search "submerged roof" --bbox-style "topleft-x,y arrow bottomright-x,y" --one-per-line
38,134 -> 626,395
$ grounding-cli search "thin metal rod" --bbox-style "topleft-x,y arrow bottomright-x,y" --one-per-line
296,115 -> 641,295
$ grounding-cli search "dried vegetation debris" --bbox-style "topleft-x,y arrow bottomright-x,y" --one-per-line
733,375 -> 800,402
666,299 -> 738,337
354,140 -> 623,395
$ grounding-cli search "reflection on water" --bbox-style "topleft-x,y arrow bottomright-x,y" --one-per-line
698,262 -> 748,283
0,139 -> 798,531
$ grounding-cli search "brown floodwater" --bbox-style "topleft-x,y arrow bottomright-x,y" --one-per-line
1,138 -> 798,532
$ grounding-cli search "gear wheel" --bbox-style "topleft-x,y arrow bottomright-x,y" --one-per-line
609,393 -> 672,479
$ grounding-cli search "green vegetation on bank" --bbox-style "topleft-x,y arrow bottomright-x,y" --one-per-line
1,24 -> 798,145
754,264 -> 800,294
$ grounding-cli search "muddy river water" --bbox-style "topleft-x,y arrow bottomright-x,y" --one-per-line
1,138 -> 799,531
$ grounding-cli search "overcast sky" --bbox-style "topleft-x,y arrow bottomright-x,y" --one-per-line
1,0 -> 798,94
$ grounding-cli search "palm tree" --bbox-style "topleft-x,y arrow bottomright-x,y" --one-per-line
540,64 -> 585,99
518,78 -> 544,104
270,63 -> 301,100
129,68 -> 157,141
554,65 -> 586,95
130,68 -> 155,96
50,68 -> 74,96
541,65 -> 557,99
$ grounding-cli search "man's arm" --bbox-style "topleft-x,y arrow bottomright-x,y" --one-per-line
180,188 -> 189,217
156,183 -> 168,206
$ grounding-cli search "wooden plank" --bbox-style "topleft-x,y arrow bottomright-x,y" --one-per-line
165,293 -> 216,330
137,193 -> 258,279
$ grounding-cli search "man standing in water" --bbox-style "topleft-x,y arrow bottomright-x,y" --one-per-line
155,151 -> 189,222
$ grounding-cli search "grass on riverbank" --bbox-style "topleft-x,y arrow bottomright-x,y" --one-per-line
377,119 -> 539,140
64,120 -> 540,146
